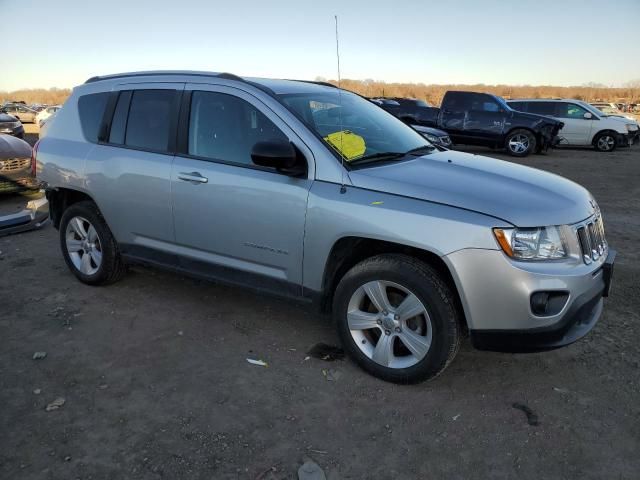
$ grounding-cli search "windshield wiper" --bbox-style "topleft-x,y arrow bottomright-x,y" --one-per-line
349,151 -> 406,165
405,144 -> 436,155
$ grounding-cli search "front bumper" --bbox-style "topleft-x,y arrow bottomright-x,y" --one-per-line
445,247 -> 615,352
0,194 -> 49,237
621,130 -> 639,145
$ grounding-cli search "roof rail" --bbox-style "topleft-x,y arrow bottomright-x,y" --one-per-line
288,79 -> 338,89
84,70 -> 248,84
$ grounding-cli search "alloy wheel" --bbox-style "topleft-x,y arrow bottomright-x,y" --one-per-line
597,135 -> 615,151
508,134 -> 530,154
347,280 -> 432,369
65,216 -> 103,275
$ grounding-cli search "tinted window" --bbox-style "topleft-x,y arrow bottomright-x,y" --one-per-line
527,102 -> 557,116
78,92 -> 109,143
443,92 -> 474,111
125,90 -> 176,152
470,95 -> 501,112
557,102 -> 588,119
109,91 -> 132,144
188,91 -> 288,166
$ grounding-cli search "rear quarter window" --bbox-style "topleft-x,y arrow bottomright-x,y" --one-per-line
78,92 -> 109,142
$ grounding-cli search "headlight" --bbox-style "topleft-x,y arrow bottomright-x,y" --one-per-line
422,133 -> 439,143
493,226 -> 568,260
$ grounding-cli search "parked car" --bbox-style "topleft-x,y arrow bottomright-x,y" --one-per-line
375,91 -> 564,157
590,102 -> 638,122
37,72 -> 615,383
1,104 -> 38,123
370,99 -> 451,147
36,105 -> 61,126
0,113 -> 25,138
0,134 -> 38,193
508,99 -> 639,151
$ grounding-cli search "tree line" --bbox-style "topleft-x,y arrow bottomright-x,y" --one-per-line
3,81 -> 640,107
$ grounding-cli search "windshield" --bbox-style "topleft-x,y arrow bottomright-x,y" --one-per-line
594,105 -> 622,115
578,102 -> 605,117
278,90 -> 432,165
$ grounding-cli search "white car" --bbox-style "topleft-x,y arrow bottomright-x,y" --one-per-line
508,99 -> 639,152
36,105 -> 61,127
590,102 -> 638,122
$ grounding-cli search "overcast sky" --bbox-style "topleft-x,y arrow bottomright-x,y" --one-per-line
2,0 -> 638,91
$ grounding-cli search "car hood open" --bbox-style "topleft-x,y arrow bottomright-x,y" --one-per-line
348,150 -> 596,227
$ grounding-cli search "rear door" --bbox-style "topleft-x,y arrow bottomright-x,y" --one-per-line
439,93 -> 470,141
85,83 -> 183,249
170,84 -> 314,296
553,102 -> 593,145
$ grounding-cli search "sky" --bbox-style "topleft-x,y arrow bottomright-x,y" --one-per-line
2,0 -> 638,91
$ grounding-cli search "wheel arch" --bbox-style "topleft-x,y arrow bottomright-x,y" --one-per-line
46,187 -> 98,230
591,129 -> 620,146
318,236 -> 468,330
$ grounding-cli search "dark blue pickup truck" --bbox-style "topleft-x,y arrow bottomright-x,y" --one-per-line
374,91 -> 563,157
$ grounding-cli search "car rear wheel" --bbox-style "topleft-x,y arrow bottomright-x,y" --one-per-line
333,254 -> 461,384
59,201 -> 126,285
593,132 -> 617,152
505,129 -> 536,157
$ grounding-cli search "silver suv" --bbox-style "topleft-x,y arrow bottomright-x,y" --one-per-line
36,71 -> 615,383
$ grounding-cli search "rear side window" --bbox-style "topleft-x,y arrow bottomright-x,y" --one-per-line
124,90 -> 176,152
509,101 -> 527,111
108,91 -> 132,144
527,102 -> 557,116
78,92 -> 109,143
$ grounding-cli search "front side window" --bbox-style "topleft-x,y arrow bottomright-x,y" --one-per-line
125,90 -> 176,152
188,91 -> 288,166
279,90 -> 430,164
558,103 -> 588,119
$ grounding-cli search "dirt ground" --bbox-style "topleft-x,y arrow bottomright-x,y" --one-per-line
1,132 -> 639,479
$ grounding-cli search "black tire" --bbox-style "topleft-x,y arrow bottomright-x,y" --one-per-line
333,254 -> 462,384
505,129 -> 536,157
593,131 -> 617,152
59,201 -> 126,285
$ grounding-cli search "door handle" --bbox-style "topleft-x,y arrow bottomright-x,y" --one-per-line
177,172 -> 208,184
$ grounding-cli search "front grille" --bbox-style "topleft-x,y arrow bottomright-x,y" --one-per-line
0,158 -> 30,172
576,215 -> 607,264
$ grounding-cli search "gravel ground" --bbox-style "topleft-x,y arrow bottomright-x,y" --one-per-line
1,134 -> 638,479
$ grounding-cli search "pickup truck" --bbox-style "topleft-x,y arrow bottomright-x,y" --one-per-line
375,91 -> 564,157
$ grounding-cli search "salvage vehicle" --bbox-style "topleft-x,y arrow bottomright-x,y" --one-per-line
0,134 -> 40,193
508,99 -> 639,151
36,72 -> 615,383
36,105 -> 61,127
375,91 -> 563,157
1,104 -> 38,123
0,112 -> 25,138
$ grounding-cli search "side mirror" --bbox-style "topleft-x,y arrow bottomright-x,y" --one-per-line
583,112 -> 593,119
251,140 -> 306,176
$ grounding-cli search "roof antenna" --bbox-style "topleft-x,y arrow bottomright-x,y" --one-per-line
335,14 -> 347,194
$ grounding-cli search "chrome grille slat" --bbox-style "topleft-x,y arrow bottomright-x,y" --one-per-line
0,158 -> 30,172
576,214 -> 607,264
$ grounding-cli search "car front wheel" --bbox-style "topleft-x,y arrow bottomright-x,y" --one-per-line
333,254 -> 461,384
593,132 -> 617,152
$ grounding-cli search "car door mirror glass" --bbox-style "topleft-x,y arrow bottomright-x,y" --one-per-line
583,112 -> 593,119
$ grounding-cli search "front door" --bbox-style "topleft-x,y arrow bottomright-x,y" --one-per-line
463,94 -> 507,146
554,102 -> 593,145
170,85 -> 314,296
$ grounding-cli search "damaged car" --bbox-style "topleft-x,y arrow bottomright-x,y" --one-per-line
376,91 -> 563,157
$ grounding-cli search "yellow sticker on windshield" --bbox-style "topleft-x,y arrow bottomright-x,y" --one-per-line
324,130 -> 366,160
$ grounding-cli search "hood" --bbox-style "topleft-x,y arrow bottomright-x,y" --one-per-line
605,114 -> 639,127
0,134 -> 32,159
0,113 -> 19,123
349,150 -> 595,227
410,124 -> 449,137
